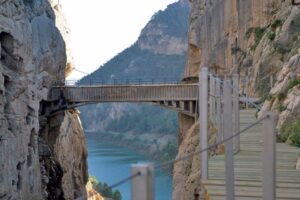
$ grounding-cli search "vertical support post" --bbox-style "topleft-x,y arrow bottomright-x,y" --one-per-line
263,112 -> 276,200
216,77 -> 222,142
233,74 -> 240,153
223,79 -> 235,200
209,74 -> 213,122
212,77 -> 216,125
199,68 -> 208,181
131,164 -> 154,200
245,76 -> 249,109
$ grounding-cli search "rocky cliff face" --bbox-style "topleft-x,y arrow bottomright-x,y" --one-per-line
175,0 -> 300,198
0,0 -> 87,199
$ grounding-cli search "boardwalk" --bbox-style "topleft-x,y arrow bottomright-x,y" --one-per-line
203,109 -> 300,200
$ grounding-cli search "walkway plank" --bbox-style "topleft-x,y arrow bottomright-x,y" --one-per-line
203,109 -> 300,200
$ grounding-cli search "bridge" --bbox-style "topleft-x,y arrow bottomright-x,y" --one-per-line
47,78 -> 258,117
47,83 -> 199,116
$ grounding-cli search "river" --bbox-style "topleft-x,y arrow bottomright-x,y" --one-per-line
86,132 -> 173,200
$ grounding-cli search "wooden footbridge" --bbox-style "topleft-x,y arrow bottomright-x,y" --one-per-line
48,83 -> 199,116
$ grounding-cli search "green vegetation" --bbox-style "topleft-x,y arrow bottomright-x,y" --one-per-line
105,105 -> 179,134
267,31 -> 276,41
271,19 -> 283,30
80,43 -> 186,82
262,93 -> 274,102
277,104 -> 287,112
277,92 -> 287,102
245,27 -> 266,51
287,77 -> 300,90
280,121 -> 300,147
89,176 -> 122,200
161,142 -> 178,161
276,77 -> 300,102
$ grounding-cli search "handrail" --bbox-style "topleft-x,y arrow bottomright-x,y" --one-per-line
154,115 -> 267,169
64,77 -> 182,86
210,75 -> 262,110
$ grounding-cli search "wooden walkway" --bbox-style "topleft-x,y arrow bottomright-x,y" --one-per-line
203,109 -> 300,200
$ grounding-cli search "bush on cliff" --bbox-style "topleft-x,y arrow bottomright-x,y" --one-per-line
89,176 -> 122,200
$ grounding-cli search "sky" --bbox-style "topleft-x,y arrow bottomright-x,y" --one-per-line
60,0 -> 178,80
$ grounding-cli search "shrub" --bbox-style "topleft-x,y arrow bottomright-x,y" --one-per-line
277,92 -> 287,102
89,176 -> 122,200
161,142 -> 178,161
267,31 -> 276,41
287,77 -> 300,90
271,19 -> 283,30
277,104 -> 287,112
245,27 -> 266,50
262,93 -> 274,101
280,121 -> 300,147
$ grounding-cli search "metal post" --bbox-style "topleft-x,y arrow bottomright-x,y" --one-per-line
263,112 -> 276,200
216,77 -> 222,142
223,79 -> 235,200
246,76 -> 249,109
212,76 -> 216,125
233,74 -> 240,152
131,164 -> 154,200
199,67 -> 208,181
209,74 -> 213,123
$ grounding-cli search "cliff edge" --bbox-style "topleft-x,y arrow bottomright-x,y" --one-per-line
0,0 -> 87,199
175,0 -> 300,199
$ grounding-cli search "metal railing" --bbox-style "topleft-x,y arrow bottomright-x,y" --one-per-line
64,77 -> 182,86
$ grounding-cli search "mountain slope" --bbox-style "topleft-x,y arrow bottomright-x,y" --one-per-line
79,0 -> 190,136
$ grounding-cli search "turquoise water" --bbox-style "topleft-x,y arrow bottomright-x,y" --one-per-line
86,133 -> 172,200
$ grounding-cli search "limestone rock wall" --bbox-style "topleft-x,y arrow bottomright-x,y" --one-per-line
185,0 -> 297,96
40,109 -> 88,199
176,0 -> 300,198
0,0 -> 87,199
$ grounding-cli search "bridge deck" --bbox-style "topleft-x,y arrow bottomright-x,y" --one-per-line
203,110 -> 300,200
49,84 -> 199,103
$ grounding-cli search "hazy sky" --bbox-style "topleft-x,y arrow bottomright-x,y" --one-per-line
60,0 -> 178,79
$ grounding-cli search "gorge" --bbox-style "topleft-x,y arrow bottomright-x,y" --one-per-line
1,0 -> 300,200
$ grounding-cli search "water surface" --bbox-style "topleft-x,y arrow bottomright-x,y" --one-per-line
87,133 -> 172,200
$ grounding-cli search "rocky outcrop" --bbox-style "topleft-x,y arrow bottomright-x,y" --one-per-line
86,181 -> 104,200
173,118 -> 218,199
0,0 -> 87,199
40,109 -> 88,199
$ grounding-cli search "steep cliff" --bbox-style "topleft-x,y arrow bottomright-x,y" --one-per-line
0,0 -> 87,199
175,0 -> 300,198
